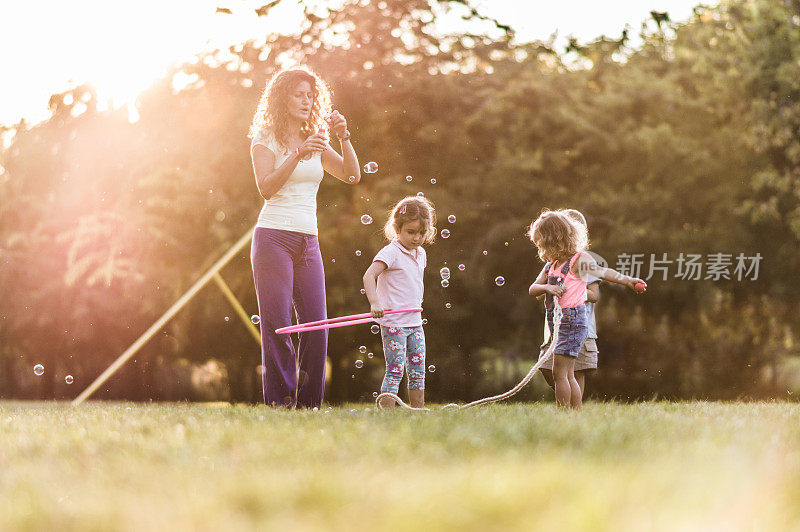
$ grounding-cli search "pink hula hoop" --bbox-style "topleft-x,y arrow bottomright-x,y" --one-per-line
274,308 -> 423,334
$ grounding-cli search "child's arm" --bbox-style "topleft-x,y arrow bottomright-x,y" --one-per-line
363,261 -> 388,318
532,265 -> 548,301
529,267 -> 566,298
575,254 -> 646,292
586,281 -> 600,303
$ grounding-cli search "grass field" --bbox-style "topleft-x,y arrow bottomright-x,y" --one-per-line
1,401 -> 798,531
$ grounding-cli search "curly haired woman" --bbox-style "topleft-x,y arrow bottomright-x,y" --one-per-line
248,67 -> 361,408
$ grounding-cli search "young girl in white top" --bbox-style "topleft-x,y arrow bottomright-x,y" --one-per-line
362,196 -> 436,409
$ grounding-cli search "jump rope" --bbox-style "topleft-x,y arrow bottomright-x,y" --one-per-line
276,303 -> 563,411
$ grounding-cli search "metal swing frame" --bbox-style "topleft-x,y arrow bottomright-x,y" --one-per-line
71,226 -> 260,406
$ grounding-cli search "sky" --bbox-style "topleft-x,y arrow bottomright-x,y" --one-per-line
0,0 -> 707,127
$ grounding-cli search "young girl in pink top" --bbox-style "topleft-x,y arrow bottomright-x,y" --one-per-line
363,196 -> 436,409
528,210 -> 646,409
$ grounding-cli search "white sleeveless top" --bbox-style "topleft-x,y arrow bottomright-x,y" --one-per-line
250,128 -> 324,236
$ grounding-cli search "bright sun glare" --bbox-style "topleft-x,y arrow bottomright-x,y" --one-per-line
0,0 -> 299,125
0,0 -> 701,127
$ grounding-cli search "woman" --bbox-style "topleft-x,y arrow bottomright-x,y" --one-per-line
248,67 -> 361,408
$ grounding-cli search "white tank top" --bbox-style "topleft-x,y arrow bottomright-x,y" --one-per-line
250,128 -> 324,236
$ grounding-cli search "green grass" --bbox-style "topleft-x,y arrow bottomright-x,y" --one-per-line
1,401 -> 798,531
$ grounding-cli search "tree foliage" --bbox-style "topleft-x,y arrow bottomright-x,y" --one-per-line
1,0 -> 798,402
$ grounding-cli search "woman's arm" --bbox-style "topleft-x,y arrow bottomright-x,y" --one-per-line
321,111 -> 361,184
363,261 -> 388,318
251,133 -> 327,200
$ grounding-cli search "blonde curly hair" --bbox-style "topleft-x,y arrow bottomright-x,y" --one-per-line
248,67 -> 332,151
527,209 -> 588,263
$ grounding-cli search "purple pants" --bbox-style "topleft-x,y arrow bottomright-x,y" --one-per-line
251,227 -> 328,408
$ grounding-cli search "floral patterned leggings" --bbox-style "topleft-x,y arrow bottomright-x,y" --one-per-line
379,325 -> 426,394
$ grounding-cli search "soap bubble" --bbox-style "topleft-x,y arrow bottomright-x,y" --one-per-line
458,264 -> 466,271
348,175 -> 357,183
448,214 -> 456,223
368,352 -> 374,359
355,360 -> 364,368
360,214 -> 373,225
251,315 -> 260,325
422,318 -> 428,325
428,365 -> 436,373
359,346 -> 367,354
504,241 -> 509,247
65,375 -> 74,384
405,175 -> 413,182
33,364 -> 44,376
373,391 -> 378,398
441,279 -> 449,288
430,178 -> 437,184
441,229 -> 450,239
417,192 -> 424,197
363,161 -> 378,173
224,316 -> 230,322
445,303 -> 452,309
371,324 -> 380,334
439,267 -> 450,280
482,250 -> 488,255
495,276 -> 506,286
355,250 -> 362,256
360,288 -> 366,295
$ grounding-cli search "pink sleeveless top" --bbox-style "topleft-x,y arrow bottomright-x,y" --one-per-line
549,253 -> 588,308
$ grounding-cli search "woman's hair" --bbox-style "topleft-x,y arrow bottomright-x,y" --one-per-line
248,67 -> 332,150
527,209 -> 588,263
384,196 -> 437,244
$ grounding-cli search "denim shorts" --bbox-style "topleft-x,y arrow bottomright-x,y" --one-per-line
552,305 -> 589,358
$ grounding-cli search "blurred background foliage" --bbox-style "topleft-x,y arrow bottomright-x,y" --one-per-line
1,0 -> 799,403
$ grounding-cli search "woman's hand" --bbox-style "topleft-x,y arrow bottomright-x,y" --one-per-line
370,304 -> 385,319
545,285 -> 567,298
298,132 -> 328,158
326,110 -> 348,139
